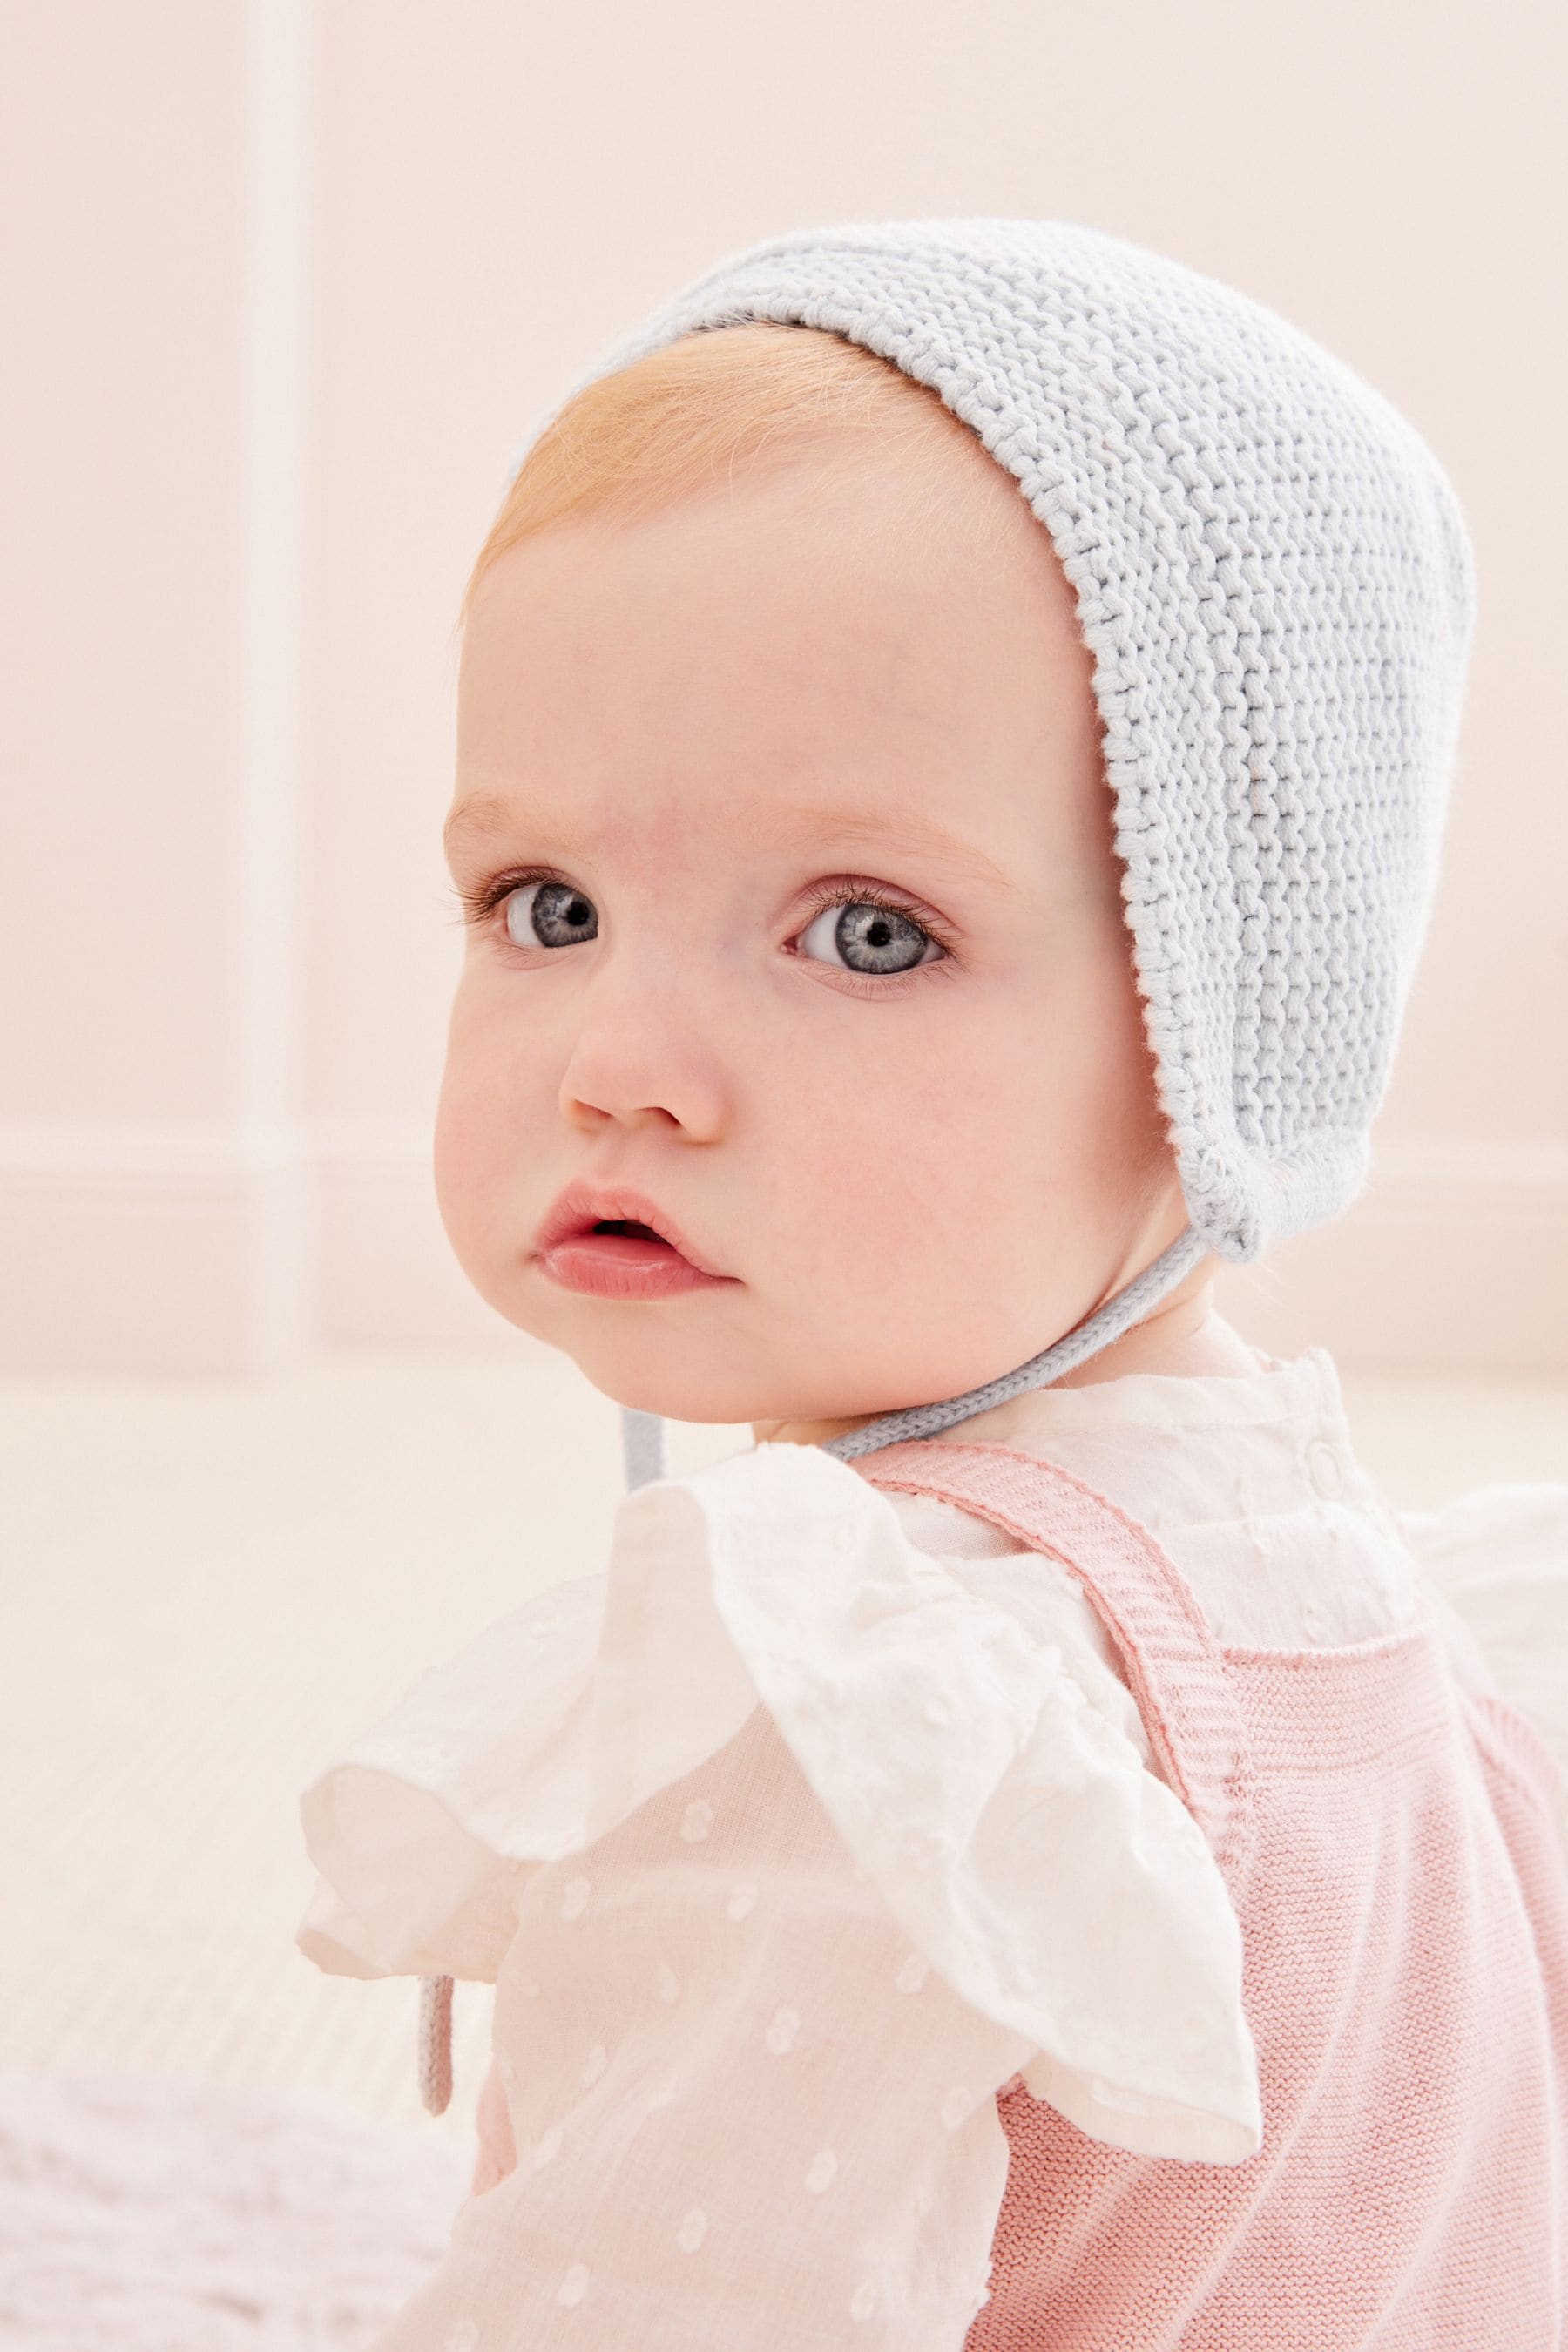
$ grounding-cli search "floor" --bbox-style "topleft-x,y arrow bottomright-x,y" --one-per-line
3,1342 -> 1565,2163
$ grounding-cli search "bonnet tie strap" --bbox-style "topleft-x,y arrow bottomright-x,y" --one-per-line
415,1407 -> 670,2117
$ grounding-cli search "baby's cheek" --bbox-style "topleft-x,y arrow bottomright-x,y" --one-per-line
805,1116 -> 989,1296
433,1053 -> 532,1271
431,1134 -> 494,1309
437,1007 -> 549,1173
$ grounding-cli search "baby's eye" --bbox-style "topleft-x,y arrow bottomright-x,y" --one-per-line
504,878 -> 598,949
795,896 -> 943,977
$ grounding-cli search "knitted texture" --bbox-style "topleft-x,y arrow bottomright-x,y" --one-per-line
521,218 -> 1478,1274
848,1441 -> 1568,2347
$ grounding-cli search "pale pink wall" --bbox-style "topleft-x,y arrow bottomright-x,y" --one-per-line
3,0 -> 1565,1372
3,3 -> 245,1125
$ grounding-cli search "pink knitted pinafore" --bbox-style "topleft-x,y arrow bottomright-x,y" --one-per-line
467,1438 -> 1568,2342
857,1441 -> 1568,2348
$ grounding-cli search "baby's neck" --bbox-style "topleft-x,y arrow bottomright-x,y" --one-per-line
753,1302 -> 1263,1450
1051,1303 -> 1263,1387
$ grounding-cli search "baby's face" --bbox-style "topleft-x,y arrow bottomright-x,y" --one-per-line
437,432 -> 1181,1436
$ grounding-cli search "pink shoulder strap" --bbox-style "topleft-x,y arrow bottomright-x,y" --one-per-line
855,1439 -> 1259,1899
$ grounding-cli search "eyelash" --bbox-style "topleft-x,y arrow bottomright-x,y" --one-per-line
443,867 -> 960,994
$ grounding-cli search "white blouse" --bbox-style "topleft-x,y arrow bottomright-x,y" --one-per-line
294,1344 -> 1567,2349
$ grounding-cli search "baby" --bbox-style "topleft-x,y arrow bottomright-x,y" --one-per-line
297,221 -> 1568,2349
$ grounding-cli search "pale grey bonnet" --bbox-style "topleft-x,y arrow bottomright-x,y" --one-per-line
516,218 -> 1478,1473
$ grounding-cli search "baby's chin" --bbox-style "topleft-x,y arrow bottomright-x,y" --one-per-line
516,1288 -> 1023,1433
585,1369 -> 864,1433
570,1348 -> 965,1439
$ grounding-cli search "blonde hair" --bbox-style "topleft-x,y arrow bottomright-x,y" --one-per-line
457,321 -> 1004,635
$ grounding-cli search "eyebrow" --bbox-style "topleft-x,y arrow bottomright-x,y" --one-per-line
443,790 -> 1015,893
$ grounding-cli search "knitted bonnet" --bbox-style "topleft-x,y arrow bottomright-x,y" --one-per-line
416,219 -> 1477,2105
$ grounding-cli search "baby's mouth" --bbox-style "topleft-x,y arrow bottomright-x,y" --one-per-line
531,1183 -> 737,1286
535,1207 -> 739,1299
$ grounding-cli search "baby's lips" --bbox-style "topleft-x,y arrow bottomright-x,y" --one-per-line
532,1176 -> 735,1279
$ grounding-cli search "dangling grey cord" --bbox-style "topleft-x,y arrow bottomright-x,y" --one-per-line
416,1405 -> 669,2114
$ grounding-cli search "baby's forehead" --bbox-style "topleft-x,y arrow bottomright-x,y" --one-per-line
460,315 -> 1100,870
462,442 -> 1092,742
454,422 -> 1108,905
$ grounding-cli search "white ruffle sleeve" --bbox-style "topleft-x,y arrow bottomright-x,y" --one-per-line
295,1442 -> 1261,2350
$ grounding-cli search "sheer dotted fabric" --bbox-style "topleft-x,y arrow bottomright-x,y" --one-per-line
372,1702 -> 1032,2348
